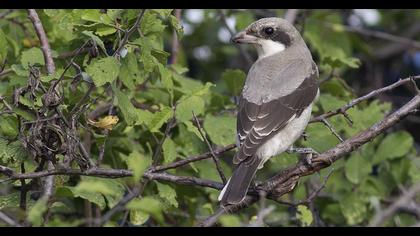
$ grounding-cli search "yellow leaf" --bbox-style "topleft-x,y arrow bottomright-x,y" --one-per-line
88,115 -> 119,130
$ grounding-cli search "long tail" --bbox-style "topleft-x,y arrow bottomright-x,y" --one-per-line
218,157 -> 262,206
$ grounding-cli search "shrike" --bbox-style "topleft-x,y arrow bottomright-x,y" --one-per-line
218,17 -> 319,206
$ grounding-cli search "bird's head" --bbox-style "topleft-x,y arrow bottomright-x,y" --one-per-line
231,17 -> 301,58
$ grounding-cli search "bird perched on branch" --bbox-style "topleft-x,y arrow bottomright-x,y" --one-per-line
218,17 -> 319,206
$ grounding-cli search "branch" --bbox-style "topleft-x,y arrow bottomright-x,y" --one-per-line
369,182 -> 420,226
192,112 -> 227,184
169,9 -> 182,65
0,211 -> 22,227
114,9 -> 146,57
27,9 -> 55,74
310,75 -> 420,123
198,89 -> 420,226
152,144 -> 236,172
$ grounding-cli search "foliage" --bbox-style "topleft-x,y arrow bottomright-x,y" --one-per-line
0,9 -> 419,227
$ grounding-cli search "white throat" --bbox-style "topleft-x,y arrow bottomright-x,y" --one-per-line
255,39 -> 285,59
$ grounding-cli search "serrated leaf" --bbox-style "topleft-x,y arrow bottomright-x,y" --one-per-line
140,11 -> 166,35
162,138 -> 177,164
119,53 -> 145,89
113,86 -> 139,126
59,186 -> 106,209
221,69 -> 246,96
184,120 -> 204,141
169,14 -> 184,38
125,150 -> 150,182
344,152 -> 372,184
156,182 -> 178,207
82,30 -> 106,52
126,197 -> 164,223
20,47 -> 45,69
203,114 -> 236,146
86,57 -> 120,87
175,95 -> 205,123
373,131 -> 413,164
146,105 -> 173,133
296,205 -> 313,226
130,209 -> 149,225
0,115 -> 19,138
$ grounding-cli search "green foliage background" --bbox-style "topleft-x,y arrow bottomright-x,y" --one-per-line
0,9 -> 420,227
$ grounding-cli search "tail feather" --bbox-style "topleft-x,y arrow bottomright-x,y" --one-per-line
218,157 -> 262,206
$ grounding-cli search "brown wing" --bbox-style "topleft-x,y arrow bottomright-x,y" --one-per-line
234,65 -> 319,165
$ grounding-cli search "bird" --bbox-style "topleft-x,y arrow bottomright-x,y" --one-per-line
218,17 -> 320,206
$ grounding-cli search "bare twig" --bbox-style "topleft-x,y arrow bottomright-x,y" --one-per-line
369,182 -> 420,227
152,144 -> 236,172
0,211 -> 22,227
320,118 -> 344,142
169,9 -> 182,65
114,9 -> 146,57
27,9 -> 55,75
310,75 -> 420,123
192,112 -> 227,184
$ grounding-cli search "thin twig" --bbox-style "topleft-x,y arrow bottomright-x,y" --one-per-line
0,211 -> 23,227
369,182 -> 420,227
114,9 -> 146,57
320,118 -> 344,142
192,112 -> 227,184
310,75 -> 420,123
27,9 -> 55,75
152,144 -> 236,172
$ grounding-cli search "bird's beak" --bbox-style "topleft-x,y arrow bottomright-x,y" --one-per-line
231,31 -> 258,44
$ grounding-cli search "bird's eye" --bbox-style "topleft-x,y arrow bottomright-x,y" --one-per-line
264,27 -> 274,35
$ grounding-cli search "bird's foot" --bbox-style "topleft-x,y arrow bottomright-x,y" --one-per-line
287,147 -> 319,166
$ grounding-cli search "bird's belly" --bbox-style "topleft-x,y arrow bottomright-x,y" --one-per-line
256,103 -> 313,169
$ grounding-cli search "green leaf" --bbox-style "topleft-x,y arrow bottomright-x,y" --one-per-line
141,11 -> 166,35
20,47 -> 45,69
373,131 -> 413,164
146,105 -> 174,133
162,137 -> 177,164
221,69 -> 246,96
344,152 -> 372,184
203,114 -> 236,146
156,182 -> 178,207
0,140 -> 27,163
125,150 -> 151,182
0,28 -> 8,62
126,197 -> 164,223
86,57 -> 120,87
339,193 -> 368,225
27,197 -> 48,226
129,209 -> 149,225
219,215 -> 241,227
59,186 -> 106,209
0,193 -> 20,210
168,14 -> 184,38
82,30 -> 107,52
113,86 -> 138,126
175,95 -> 205,123
119,53 -> 145,89
296,205 -> 313,226
0,115 -> 19,138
